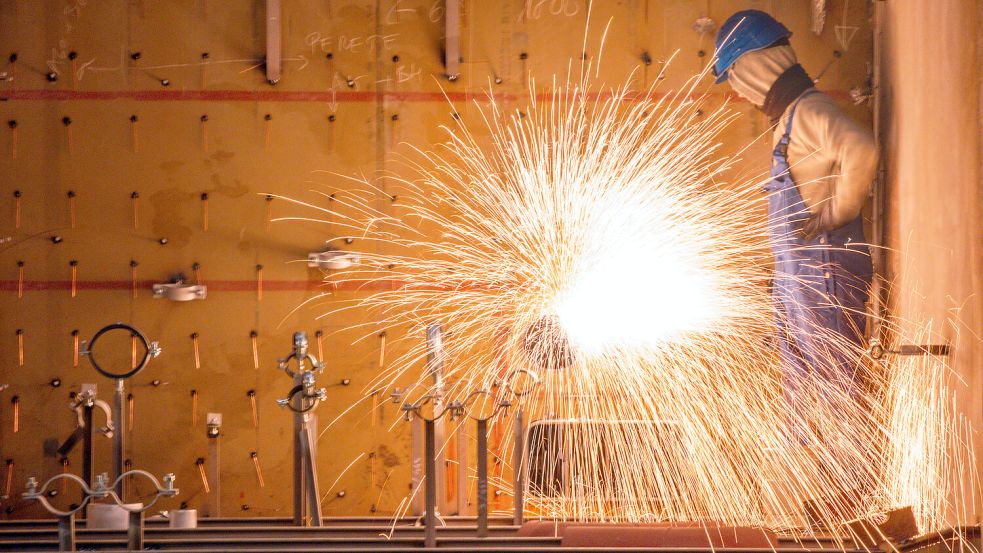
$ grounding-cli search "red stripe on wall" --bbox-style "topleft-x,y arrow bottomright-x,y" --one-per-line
0,88 -> 857,104
0,279 -> 504,293
0,87 -> 849,104
0,279 -> 404,293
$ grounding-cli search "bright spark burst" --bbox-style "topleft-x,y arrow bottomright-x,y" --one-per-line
277,71 -> 974,538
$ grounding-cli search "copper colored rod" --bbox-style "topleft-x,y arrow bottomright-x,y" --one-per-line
72,330 -> 80,367
130,261 -> 138,299
10,126 -> 17,160
200,116 -> 208,153
127,393 -> 134,432
131,192 -> 139,229
16,262 -> 23,299
251,452 -> 265,488
61,458 -> 69,494
196,459 -> 210,493
70,262 -> 78,297
191,333 -> 201,369
315,330 -> 324,362
131,335 -> 138,369
378,332 -> 387,369
191,390 -> 198,427
369,451 -> 377,490
16,330 -> 24,366
201,193 -> 209,231
14,191 -> 21,230
11,397 -> 19,433
248,390 -> 258,427
250,331 -> 259,370
371,391 -> 379,428
265,196 -> 273,230
3,460 -> 12,497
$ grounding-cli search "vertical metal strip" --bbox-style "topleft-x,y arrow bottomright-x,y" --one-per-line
456,423 -> 468,515
113,380 -> 125,499
445,0 -> 461,80
410,416 -> 424,515
207,432 -> 220,517
265,0 -> 282,84
512,408 -> 524,526
293,372 -> 304,524
476,418 -> 488,538
424,419 -> 437,549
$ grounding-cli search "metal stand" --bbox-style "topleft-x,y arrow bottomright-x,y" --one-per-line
295,406 -> 321,526
82,406 -> 93,489
23,470 -> 177,553
56,384 -> 113,504
276,331 -> 327,527
205,414 -> 222,517
424,419 -> 438,548
513,408 -> 525,526
476,418 -> 489,538
112,380 -> 125,499
395,390 -> 515,547
390,324 -> 539,545
455,423 -> 468,516
79,323 -> 161,502
57,514 -> 75,552
426,324 -> 449,516
127,510 -> 144,551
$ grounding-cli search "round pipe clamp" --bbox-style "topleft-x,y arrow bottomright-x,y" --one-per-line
82,323 -> 161,380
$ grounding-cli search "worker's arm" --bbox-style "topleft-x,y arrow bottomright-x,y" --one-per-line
800,99 -> 878,235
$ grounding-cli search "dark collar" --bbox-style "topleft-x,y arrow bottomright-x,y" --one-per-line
763,64 -> 814,124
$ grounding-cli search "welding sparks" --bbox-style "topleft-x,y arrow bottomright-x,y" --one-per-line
277,69 -> 973,537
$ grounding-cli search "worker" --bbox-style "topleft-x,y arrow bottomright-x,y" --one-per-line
712,8 -> 877,510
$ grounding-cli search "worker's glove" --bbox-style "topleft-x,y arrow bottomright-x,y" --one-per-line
800,205 -> 833,241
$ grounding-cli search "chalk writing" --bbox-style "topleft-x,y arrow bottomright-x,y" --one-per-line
519,0 -> 579,23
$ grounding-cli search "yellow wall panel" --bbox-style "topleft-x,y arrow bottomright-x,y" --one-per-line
0,0 -> 872,518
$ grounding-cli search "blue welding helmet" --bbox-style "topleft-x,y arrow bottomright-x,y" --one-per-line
713,10 -> 791,84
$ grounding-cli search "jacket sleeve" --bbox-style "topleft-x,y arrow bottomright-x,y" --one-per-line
803,99 -> 879,230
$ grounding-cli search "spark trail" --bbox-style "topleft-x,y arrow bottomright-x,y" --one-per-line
275,73 -> 972,536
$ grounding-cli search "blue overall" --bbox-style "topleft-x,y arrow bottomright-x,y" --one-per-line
765,92 -> 873,436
